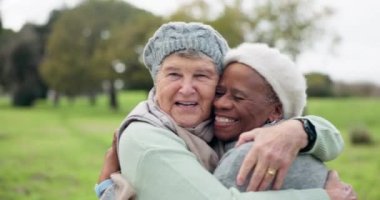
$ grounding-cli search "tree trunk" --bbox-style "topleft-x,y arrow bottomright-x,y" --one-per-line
48,90 -> 60,107
67,96 -> 75,105
109,80 -> 118,110
88,91 -> 97,106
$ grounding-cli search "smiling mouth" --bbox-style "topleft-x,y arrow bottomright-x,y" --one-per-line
175,101 -> 198,107
215,116 -> 238,124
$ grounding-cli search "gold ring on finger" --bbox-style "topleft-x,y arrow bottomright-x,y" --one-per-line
267,168 -> 276,176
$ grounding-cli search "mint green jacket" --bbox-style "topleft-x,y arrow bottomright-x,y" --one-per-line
118,116 -> 342,200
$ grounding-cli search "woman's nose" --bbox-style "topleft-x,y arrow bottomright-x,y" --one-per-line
178,78 -> 196,95
214,95 -> 233,110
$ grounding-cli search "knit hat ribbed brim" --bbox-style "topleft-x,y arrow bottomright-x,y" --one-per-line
143,22 -> 229,80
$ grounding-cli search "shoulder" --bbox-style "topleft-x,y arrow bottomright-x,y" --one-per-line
120,121 -> 186,150
283,155 -> 328,189
118,122 -> 190,184
222,142 -> 253,163
213,142 -> 254,190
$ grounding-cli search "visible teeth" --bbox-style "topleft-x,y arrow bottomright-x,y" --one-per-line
177,102 -> 196,106
215,116 -> 235,123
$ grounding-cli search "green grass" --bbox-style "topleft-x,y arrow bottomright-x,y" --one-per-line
308,98 -> 380,200
0,91 -> 148,200
0,94 -> 378,199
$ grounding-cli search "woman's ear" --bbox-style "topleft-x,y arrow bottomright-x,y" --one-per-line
268,103 -> 283,122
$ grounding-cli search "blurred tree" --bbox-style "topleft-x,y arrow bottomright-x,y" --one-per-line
41,0 -> 160,109
35,10 -> 64,57
334,82 -> 380,97
170,0 -> 338,59
0,8 -> 63,106
169,0 -> 245,47
92,12 -> 160,108
305,72 -> 333,97
1,25 -> 45,106
0,17 -> 3,90
0,16 -> 11,91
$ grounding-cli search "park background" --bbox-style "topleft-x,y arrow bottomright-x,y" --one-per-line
0,0 -> 379,199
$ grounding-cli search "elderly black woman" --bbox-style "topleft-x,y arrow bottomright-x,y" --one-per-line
213,43 -> 356,200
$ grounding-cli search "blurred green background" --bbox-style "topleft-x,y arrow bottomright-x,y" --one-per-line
0,91 -> 147,199
1,0 -> 379,199
1,92 -> 379,199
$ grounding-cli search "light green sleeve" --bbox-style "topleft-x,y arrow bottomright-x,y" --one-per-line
299,115 -> 344,161
118,122 -> 329,200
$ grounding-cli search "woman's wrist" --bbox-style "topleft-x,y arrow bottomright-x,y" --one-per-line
98,147 -> 120,183
94,179 -> 113,198
294,118 -> 317,152
286,119 -> 309,151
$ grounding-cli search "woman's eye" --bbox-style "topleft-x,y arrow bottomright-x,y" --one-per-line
215,90 -> 225,97
233,96 -> 244,101
168,73 -> 180,77
195,74 -> 208,79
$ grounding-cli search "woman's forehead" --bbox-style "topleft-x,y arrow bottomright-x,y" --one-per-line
161,55 -> 217,72
220,63 -> 271,93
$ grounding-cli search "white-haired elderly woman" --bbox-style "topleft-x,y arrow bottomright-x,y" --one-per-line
95,22 -> 355,200
212,43 -> 355,198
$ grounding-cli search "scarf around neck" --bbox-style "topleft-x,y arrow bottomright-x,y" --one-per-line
118,89 -> 219,172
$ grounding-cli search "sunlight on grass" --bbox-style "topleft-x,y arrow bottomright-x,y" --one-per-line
0,91 -> 147,200
0,94 -> 379,199
308,98 -> 380,200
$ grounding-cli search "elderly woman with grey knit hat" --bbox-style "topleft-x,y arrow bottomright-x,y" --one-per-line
95,22 -> 354,200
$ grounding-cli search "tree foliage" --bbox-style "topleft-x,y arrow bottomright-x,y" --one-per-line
0,8 -> 63,106
0,19 -> 16,91
91,12 -> 160,90
0,24 -> 47,106
41,0 -> 159,108
305,72 -> 333,97
1,0 -> 340,108
169,0 -> 336,59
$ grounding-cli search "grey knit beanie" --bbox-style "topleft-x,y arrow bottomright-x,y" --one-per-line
143,22 -> 229,80
224,43 -> 307,119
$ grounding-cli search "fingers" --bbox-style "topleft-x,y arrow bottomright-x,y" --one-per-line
112,129 -> 120,154
246,156 -> 291,191
346,184 -> 358,200
245,152 -> 278,191
343,184 -> 357,200
246,159 -> 268,191
271,167 -> 288,190
325,170 -> 358,200
113,129 -> 119,143
257,167 -> 277,191
326,170 -> 340,184
235,131 -> 257,147
236,148 -> 258,187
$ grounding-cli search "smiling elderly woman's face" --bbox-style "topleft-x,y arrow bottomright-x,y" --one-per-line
213,62 -> 283,142
155,53 -> 219,128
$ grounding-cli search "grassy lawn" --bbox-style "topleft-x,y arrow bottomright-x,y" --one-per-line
308,98 -> 380,200
0,91 -> 148,200
0,93 -> 378,199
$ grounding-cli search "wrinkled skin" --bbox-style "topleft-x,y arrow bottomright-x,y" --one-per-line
213,63 -> 306,191
155,54 -> 219,128
214,63 -> 282,142
325,171 -> 358,200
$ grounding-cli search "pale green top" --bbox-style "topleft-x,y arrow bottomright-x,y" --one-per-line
118,116 -> 342,200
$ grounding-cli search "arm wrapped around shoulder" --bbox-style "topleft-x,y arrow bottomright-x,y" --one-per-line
214,142 -> 328,191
